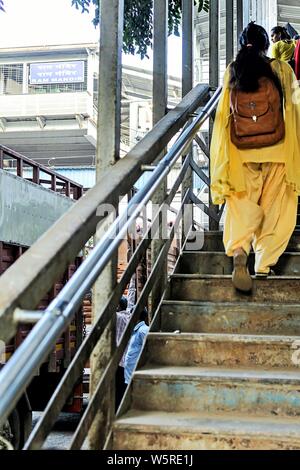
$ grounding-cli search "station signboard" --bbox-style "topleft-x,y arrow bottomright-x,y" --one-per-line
29,61 -> 85,85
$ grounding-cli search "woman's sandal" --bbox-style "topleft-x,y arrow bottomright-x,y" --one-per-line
232,248 -> 253,292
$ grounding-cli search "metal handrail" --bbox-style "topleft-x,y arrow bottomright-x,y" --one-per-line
0,86 -> 222,438
0,145 -> 83,199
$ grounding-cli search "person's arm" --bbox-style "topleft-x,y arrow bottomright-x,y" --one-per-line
126,275 -> 136,312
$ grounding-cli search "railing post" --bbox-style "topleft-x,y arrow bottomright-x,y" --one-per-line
151,0 -> 168,314
182,0 -> 194,244
33,166 -> 40,185
16,158 -> 23,178
89,0 -> 124,450
209,0 -> 220,231
226,0 -> 234,65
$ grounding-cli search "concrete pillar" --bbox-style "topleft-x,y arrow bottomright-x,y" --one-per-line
151,0 -> 168,314
153,0 -> 168,125
89,0 -> 124,450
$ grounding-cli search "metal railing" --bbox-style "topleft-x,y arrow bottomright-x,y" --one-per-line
0,145 -> 83,200
0,84 -> 222,449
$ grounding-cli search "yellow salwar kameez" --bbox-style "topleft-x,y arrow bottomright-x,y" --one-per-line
210,59 -> 300,273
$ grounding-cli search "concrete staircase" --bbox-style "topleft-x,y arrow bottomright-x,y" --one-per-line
112,230 -> 300,450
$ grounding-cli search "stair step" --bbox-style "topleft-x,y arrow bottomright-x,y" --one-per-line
159,301 -> 300,335
170,274 -> 300,303
179,252 -> 300,276
131,365 -> 300,418
193,231 -> 300,253
113,410 -> 300,450
144,332 -> 300,369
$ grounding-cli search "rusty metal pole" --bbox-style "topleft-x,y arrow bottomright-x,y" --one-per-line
182,0 -> 194,244
151,0 -> 168,315
89,0 -> 124,450
209,0 -> 220,231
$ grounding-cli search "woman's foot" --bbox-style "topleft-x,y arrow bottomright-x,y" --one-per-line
232,248 -> 253,292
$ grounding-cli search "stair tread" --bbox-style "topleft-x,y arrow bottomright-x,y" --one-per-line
171,273 -> 300,280
183,251 -> 300,256
114,410 -> 300,437
135,365 -> 300,383
148,331 -> 300,343
162,299 -> 300,308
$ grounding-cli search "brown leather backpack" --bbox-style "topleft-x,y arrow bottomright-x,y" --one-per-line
230,77 -> 285,149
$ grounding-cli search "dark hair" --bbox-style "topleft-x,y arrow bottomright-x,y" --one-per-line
118,296 -> 127,311
139,307 -> 148,323
230,22 -> 282,93
271,26 -> 291,40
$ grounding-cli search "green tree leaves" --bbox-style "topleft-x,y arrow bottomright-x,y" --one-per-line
72,0 -> 210,59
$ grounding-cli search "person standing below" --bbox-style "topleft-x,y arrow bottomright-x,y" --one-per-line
271,26 -> 296,69
211,22 -> 300,292
115,275 -> 136,411
124,308 -> 149,386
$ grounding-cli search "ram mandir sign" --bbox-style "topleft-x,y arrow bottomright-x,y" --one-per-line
29,61 -> 85,85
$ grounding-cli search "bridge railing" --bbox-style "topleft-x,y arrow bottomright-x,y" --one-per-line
0,145 -> 83,200
0,83 -> 222,449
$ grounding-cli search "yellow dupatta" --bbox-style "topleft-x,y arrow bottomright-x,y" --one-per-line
210,59 -> 300,205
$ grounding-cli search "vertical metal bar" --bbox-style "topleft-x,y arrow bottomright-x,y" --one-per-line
153,0 -> 168,125
182,0 -> 194,244
33,166 -> 40,185
0,148 -> 4,169
226,0 -> 234,65
90,0 -> 124,450
51,174 -> 56,192
65,181 -> 71,198
182,0 -> 194,98
22,62 -> 28,94
151,0 -> 168,314
237,0 -> 244,46
209,0 -> 220,231
209,0 -> 219,88
17,158 -> 23,178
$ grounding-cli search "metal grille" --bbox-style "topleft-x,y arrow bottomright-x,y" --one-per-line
0,64 -> 23,95
28,60 -> 88,94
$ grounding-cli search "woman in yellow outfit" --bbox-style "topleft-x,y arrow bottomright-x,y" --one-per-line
211,22 -> 300,292
271,26 -> 296,66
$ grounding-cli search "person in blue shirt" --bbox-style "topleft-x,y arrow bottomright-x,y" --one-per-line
124,308 -> 149,385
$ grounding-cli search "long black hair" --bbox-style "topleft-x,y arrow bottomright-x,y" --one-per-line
271,26 -> 291,40
230,22 -> 282,94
